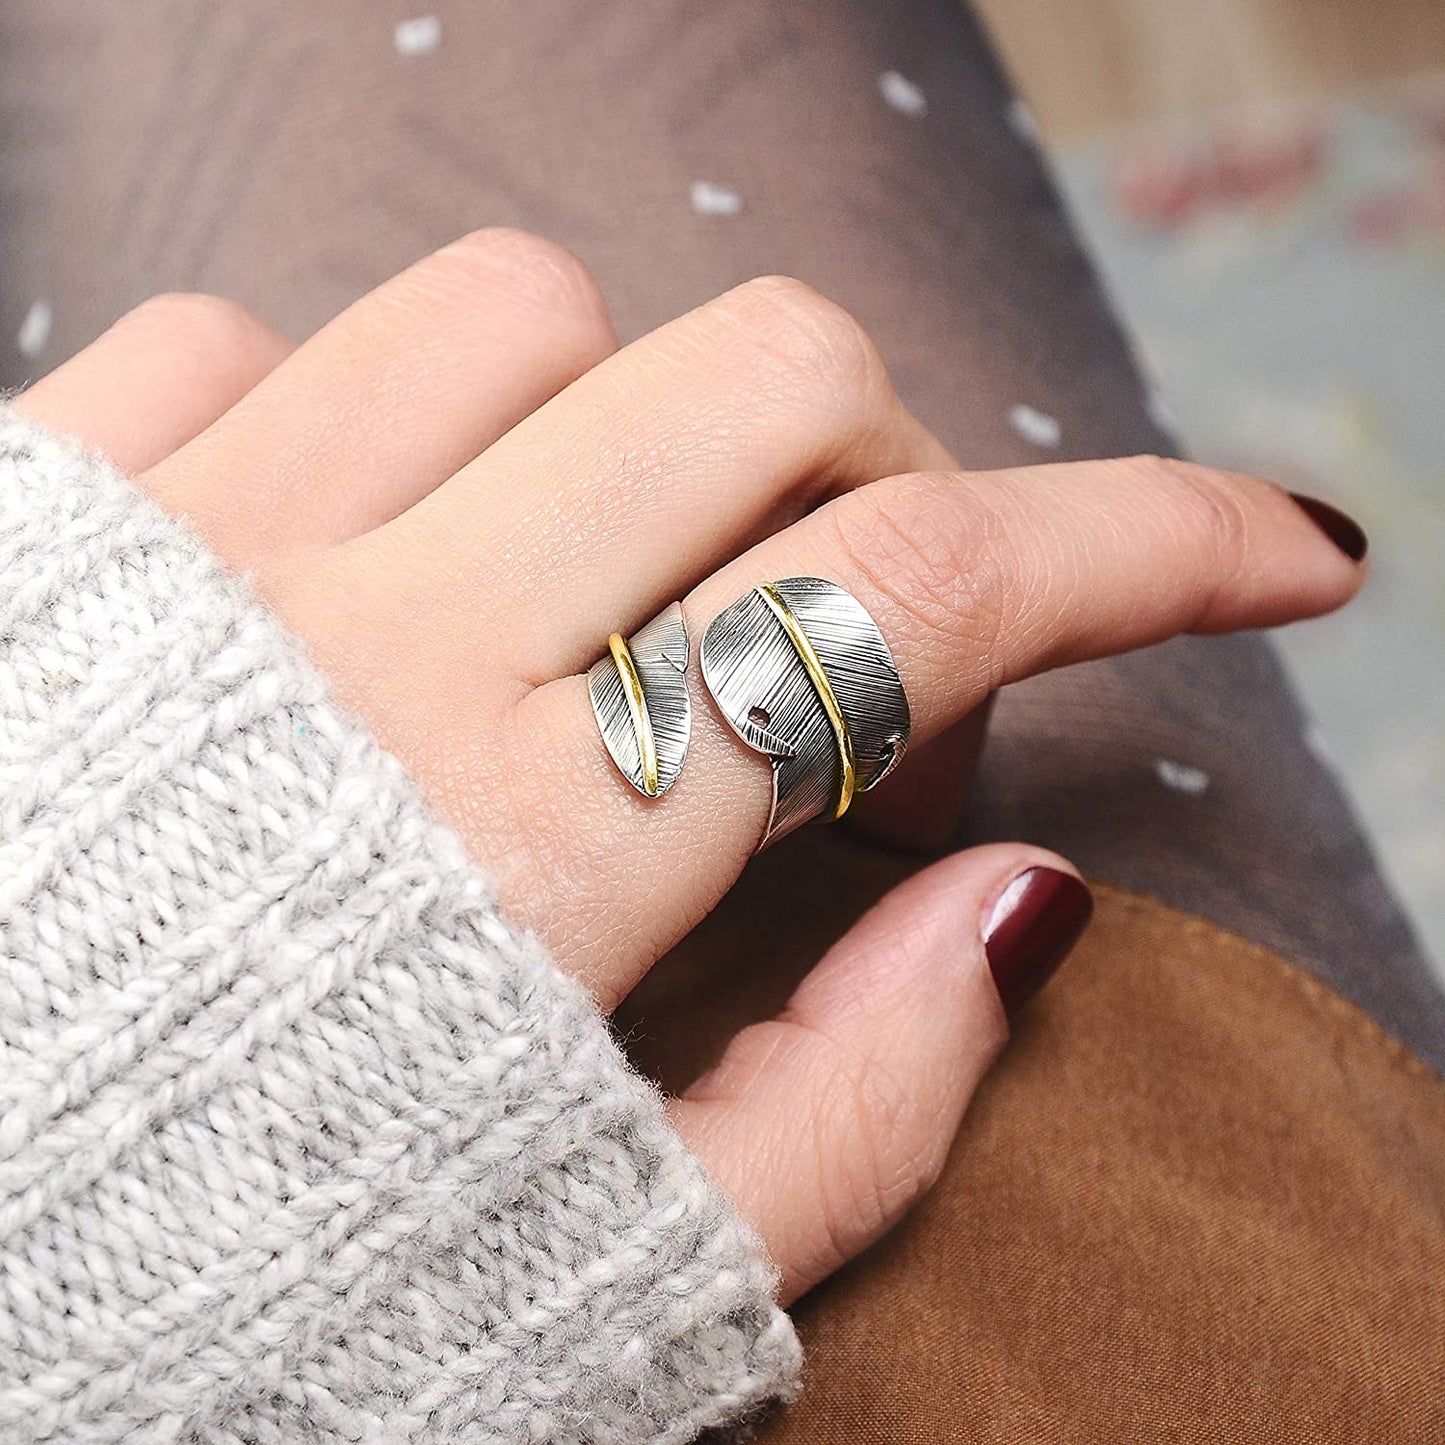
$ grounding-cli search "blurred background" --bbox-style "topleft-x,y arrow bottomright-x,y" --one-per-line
975,0 -> 1445,976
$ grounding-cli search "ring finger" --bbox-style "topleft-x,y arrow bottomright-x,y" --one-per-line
13,293 -> 292,473
142,228 -> 619,566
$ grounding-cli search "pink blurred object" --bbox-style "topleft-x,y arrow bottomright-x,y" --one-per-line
1113,124 -> 1326,229
1348,155 -> 1445,245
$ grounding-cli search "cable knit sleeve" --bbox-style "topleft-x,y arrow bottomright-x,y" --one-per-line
0,408 -> 800,1444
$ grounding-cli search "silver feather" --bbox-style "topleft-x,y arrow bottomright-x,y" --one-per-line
700,577 -> 910,846
588,601 -> 691,797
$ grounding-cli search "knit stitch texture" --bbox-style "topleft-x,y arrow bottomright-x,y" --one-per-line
0,409 -> 800,1444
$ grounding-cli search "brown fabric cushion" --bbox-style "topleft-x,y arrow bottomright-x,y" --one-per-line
755,885 -> 1445,1442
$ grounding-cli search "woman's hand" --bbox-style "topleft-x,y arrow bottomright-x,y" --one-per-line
16,229 -> 1365,1302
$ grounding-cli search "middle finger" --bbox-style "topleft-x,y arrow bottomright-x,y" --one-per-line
360,276 -> 953,683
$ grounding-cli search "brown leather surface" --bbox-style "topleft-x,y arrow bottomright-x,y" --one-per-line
741,885 -> 1445,1441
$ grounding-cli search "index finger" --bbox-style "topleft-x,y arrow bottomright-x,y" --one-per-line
514,456 -> 1363,997
685,456 -> 1365,738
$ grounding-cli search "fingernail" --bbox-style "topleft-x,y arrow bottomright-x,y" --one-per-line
984,867 -> 1094,1017
1289,492 -> 1368,562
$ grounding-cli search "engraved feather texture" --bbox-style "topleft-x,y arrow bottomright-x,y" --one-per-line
700,577 -> 910,846
588,602 -> 691,797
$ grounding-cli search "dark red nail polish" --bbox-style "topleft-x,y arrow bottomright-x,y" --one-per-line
1289,492 -> 1368,562
984,868 -> 1093,1017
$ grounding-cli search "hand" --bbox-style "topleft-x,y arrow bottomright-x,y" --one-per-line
17,229 -> 1364,1302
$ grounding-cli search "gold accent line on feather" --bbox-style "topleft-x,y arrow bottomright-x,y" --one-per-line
755,583 -> 857,820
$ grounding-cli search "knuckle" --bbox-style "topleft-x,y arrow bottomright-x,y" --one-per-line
436,227 -> 609,326
1126,454 -> 1254,607
831,474 -> 1012,663
1132,455 -> 1252,557
808,1034 -> 946,1250
123,291 -> 268,351
726,275 -> 887,400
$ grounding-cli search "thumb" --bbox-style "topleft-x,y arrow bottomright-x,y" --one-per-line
671,845 -> 1092,1303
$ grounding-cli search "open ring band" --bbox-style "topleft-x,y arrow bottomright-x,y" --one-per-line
700,576 -> 911,848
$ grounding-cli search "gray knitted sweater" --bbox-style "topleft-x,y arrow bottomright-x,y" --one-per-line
0,410 -> 800,1443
